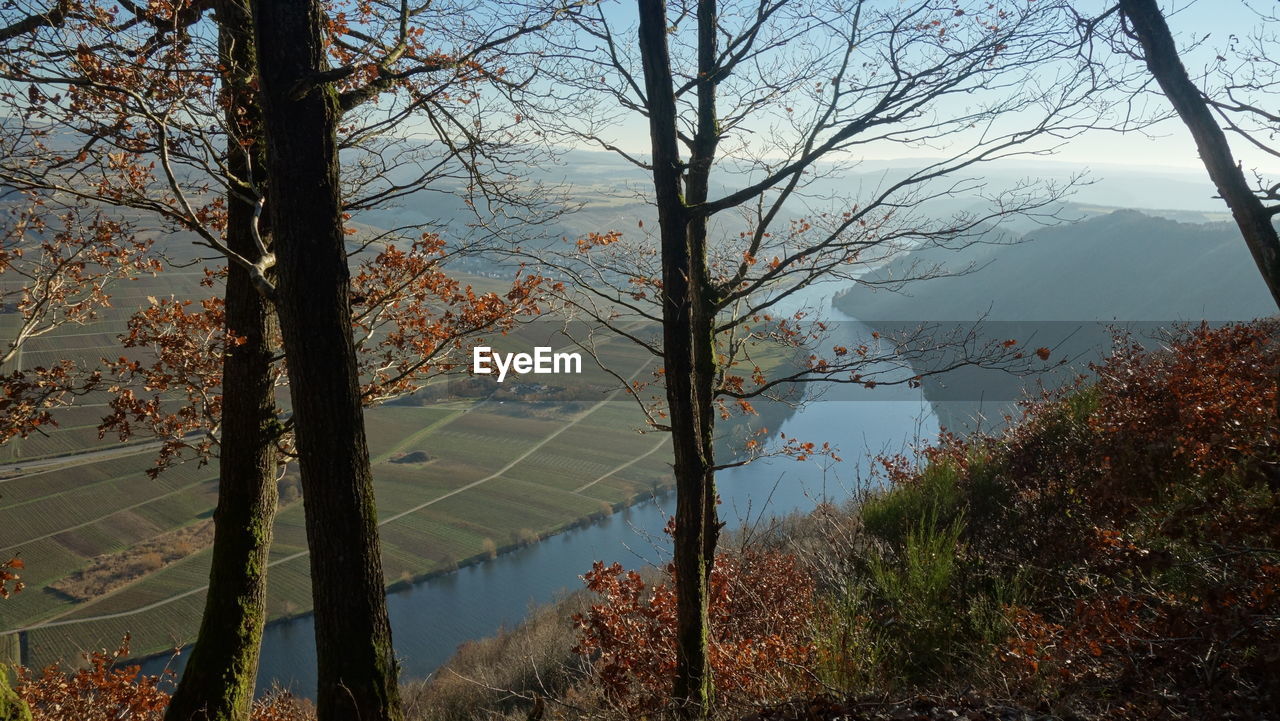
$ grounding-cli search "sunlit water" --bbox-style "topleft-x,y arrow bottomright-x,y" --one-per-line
141,284 -> 939,696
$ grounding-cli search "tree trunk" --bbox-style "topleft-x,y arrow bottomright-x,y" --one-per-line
164,3 -> 278,719
636,0 -> 721,716
250,2 -> 404,720
0,663 -> 32,721
1121,0 -> 1280,309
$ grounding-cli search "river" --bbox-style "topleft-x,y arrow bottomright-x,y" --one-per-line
142,284 -> 939,696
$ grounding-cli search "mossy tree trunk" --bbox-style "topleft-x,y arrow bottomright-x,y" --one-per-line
250,1 -> 404,719
0,665 -> 30,721
636,0 -> 722,717
164,3 -> 280,719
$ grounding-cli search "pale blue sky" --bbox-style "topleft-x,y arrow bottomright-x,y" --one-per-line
1051,0 -> 1276,171
574,0 -> 1276,175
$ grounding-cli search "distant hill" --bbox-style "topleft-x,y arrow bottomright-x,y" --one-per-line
357,149 -> 1237,255
834,209 -> 1276,430
837,209 -> 1273,322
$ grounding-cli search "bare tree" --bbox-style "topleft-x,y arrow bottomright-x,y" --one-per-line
513,0 -> 1128,715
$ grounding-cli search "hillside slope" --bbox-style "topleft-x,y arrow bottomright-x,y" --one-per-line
837,209 -> 1273,322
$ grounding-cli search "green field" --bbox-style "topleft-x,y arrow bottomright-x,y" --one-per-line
0,272 -> 678,667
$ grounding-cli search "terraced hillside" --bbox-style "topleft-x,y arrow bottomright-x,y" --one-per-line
0,265 -> 679,668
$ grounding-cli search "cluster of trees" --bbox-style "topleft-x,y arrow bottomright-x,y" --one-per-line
1,1 -> 1277,720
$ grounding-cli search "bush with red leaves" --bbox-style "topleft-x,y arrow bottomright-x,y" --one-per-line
859,321 -> 1279,717
573,548 -> 818,715
1088,321 -> 1280,508
988,323 -> 1280,715
13,637 -> 316,721
15,639 -> 169,721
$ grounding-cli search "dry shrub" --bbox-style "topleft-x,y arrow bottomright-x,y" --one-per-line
250,687 -> 316,721
572,546 -> 818,717
15,638 -> 317,721
16,639 -> 169,721
1091,321 -> 1279,478
1001,539 -> 1280,715
971,321 -> 1280,572
987,322 -> 1280,715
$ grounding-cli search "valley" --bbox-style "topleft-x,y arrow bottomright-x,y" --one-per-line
0,266 -> 680,669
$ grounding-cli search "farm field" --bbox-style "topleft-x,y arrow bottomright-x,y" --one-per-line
0,265 -> 683,669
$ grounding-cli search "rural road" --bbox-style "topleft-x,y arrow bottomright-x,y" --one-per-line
0,439 -> 168,483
